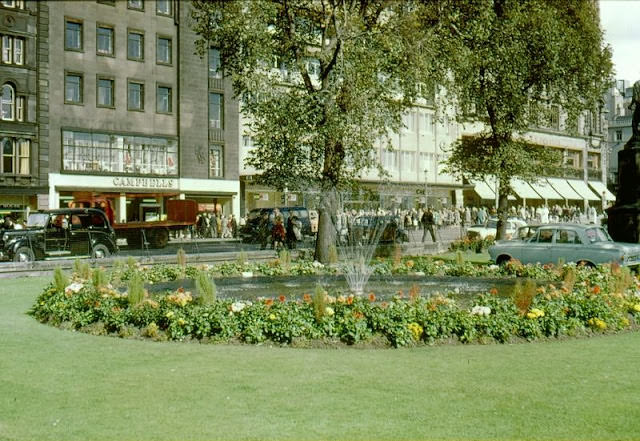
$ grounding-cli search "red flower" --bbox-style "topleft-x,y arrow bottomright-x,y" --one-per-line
592,285 -> 601,294
489,288 -> 498,295
303,293 -> 312,303
278,294 -> 286,303
368,293 -> 376,302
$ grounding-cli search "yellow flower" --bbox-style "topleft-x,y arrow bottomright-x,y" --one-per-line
407,322 -> 423,341
337,295 -> 346,304
633,304 -> 640,313
527,308 -> 545,319
165,311 -> 174,319
621,317 -> 630,327
406,260 -> 415,269
269,313 -> 276,321
325,307 -> 335,317
177,318 -> 186,326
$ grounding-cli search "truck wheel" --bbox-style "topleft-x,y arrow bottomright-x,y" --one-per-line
150,229 -> 169,248
13,246 -> 35,263
91,244 -> 110,259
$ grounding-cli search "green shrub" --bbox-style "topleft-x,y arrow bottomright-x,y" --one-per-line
53,267 -> 69,293
92,267 -> 108,290
195,270 -> 216,305
127,272 -> 145,307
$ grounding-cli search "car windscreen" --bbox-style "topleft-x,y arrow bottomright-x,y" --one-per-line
27,213 -> 49,227
585,227 -> 612,243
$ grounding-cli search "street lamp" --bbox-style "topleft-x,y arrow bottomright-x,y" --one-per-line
424,169 -> 429,208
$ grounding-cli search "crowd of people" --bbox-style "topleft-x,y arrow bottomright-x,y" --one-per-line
193,212 -> 240,239
0,216 -> 24,231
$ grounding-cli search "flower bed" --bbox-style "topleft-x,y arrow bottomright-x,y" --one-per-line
29,259 -> 640,347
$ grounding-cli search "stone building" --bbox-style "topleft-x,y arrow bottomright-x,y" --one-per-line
0,0 -> 44,221
44,0 -> 239,222
604,79 -> 636,192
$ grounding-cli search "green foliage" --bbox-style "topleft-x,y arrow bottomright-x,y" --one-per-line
278,249 -> 291,273
91,267 -> 108,290
195,270 -> 216,306
73,259 -> 91,280
177,248 -> 187,279
127,272 -> 145,307
511,279 -> 538,315
312,284 -> 328,323
235,251 -> 248,266
53,267 -> 69,293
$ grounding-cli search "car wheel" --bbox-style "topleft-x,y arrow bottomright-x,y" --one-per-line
91,244 -> 111,259
150,229 -> 169,249
13,246 -> 35,263
496,255 -> 511,266
577,260 -> 595,268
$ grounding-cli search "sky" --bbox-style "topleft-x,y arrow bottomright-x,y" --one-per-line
600,0 -> 640,82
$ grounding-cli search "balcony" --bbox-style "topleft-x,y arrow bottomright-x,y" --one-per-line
587,168 -> 602,181
208,77 -> 224,91
209,128 -> 224,143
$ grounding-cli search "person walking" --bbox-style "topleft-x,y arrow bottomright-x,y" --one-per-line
258,212 -> 270,250
272,217 -> 286,251
421,208 -> 436,243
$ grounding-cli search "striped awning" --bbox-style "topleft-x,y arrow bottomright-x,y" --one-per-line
567,180 -> 600,201
471,180 -> 495,200
510,178 -> 541,200
588,181 -> 616,202
547,178 -> 583,200
529,180 -> 563,200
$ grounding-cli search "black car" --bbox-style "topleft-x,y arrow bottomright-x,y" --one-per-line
0,208 -> 118,262
240,206 -> 312,243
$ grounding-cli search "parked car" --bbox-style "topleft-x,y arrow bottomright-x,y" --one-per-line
240,206 -> 312,243
467,218 -> 527,240
511,224 -> 540,241
0,208 -> 118,262
488,223 -> 640,267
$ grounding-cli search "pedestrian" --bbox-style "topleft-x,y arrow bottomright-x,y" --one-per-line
272,217 -> 286,251
421,208 -> 436,243
258,212 -> 270,250
286,215 -> 297,249
230,214 -> 238,238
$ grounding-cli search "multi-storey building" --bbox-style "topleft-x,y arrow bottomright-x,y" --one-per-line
605,79 -> 636,192
0,0 -> 44,221
44,0 -> 239,222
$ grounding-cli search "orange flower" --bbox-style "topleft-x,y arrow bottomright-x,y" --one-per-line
303,293 -> 312,303
592,285 -> 601,294
353,311 -> 364,319
346,296 -> 354,305
278,294 -> 286,303
489,287 -> 498,295
265,298 -> 274,306
368,293 -> 376,302
380,301 -> 388,309
396,290 -> 404,298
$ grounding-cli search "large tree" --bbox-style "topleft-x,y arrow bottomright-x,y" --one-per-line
428,0 -> 612,238
191,0 -> 440,262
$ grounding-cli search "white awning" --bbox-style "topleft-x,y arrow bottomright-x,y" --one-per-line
529,180 -> 563,200
511,178 -> 541,200
471,180 -> 495,200
588,180 -> 616,202
547,178 -> 583,200
484,176 -> 516,200
567,180 -> 600,201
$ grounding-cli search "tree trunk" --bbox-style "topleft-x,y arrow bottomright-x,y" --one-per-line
495,179 -> 510,240
314,189 -> 337,263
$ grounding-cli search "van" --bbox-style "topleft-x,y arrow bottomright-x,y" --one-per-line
240,206 -> 312,243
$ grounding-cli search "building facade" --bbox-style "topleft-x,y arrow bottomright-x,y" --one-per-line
44,0 -> 239,222
605,79 -> 636,192
0,0 -> 45,221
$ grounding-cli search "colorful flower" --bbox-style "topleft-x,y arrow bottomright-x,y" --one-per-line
368,293 -> 376,302
278,295 -> 286,303
303,294 -> 312,303
408,322 -> 423,341
325,307 -> 334,317
269,313 -> 276,320
592,285 -> 601,294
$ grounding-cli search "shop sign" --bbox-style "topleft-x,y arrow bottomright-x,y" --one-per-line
112,177 -> 176,189
288,194 -> 297,202
37,194 -> 49,210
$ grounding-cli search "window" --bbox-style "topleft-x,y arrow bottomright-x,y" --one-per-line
65,74 -> 82,104
208,93 -> 223,129
128,81 -> 144,111
382,149 -> 397,169
1,137 -> 29,174
209,48 -> 221,78
587,153 -> 600,170
128,0 -> 144,10
156,0 -> 171,16
97,77 -> 114,107
616,130 -> 622,141
209,145 -> 223,177
65,19 -> 83,51
96,25 -> 114,56
401,151 -> 416,172
127,31 -> 144,60
62,130 -> 177,176
556,230 -> 581,245
1,84 -> 14,120
420,113 -> 433,133
156,85 -> 171,113
535,229 -> 554,243
1,35 -> 24,65
156,36 -> 171,64
1,1 -> 25,8
16,96 -> 24,121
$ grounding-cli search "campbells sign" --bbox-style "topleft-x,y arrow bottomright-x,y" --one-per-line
112,177 -> 177,189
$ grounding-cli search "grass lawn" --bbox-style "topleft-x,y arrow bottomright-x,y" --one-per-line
2,277 -> 640,441
435,250 -> 491,264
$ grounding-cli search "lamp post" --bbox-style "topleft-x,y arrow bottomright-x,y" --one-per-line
424,169 -> 429,208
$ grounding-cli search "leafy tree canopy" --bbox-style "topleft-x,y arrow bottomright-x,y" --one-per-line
191,0 -> 441,192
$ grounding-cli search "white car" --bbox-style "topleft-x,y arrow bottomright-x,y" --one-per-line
467,218 -> 527,240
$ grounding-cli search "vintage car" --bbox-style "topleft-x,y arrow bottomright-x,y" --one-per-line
467,218 -> 527,240
488,223 -> 640,267
0,208 -> 118,262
